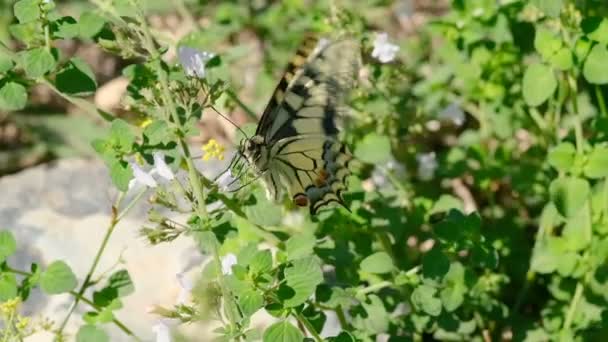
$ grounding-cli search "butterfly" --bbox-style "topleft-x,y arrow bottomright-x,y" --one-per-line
231,34 -> 360,215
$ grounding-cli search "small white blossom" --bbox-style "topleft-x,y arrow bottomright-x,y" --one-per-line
130,162 -> 158,189
152,320 -> 171,342
371,32 -> 399,63
417,152 -> 438,181
176,272 -> 193,304
153,152 -> 175,181
178,46 -> 215,79
220,253 -> 238,275
438,103 -> 465,126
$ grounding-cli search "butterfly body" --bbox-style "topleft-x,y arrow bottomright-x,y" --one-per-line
240,35 -> 360,214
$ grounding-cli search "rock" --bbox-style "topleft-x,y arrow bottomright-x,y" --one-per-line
0,158 -> 206,341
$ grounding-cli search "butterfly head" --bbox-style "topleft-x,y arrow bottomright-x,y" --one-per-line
241,135 -> 265,166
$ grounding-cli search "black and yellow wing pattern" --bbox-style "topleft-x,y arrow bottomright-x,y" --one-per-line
242,34 -> 360,214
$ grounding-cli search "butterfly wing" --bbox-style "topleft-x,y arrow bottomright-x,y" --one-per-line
257,36 -> 360,214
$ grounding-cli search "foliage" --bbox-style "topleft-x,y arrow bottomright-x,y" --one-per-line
1,0 -> 608,341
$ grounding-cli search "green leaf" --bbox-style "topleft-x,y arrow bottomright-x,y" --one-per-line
549,48 -> 573,71
440,263 -> 466,312
109,159 -> 132,192
14,0 -> 41,23
360,252 -> 394,274
354,133 -> 392,164
20,47 -> 56,78
352,294 -> 389,334
0,52 -> 14,73
0,273 -> 18,301
9,22 -> 41,46
523,63 -> 557,106
55,58 -> 97,95
422,246 -> 450,280
534,27 -> 562,60
284,256 -> 323,307
583,44 -> 608,84
411,284 -> 442,316
585,18 -> 608,44
107,269 -> 134,297
244,191 -> 282,227
548,142 -> 576,172
263,321 -> 304,342
550,177 -> 590,218
40,260 -> 78,294
0,82 -> 27,111
531,0 -> 563,17
0,231 -> 17,263
239,290 -> 264,317
76,325 -> 109,342
109,119 -> 135,152
143,120 -> 171,145
585,146 -> 608,178
285,233 -> 315,261
53,16 -> 80,39
79,12 -> 106,38
249,250 -> 273,275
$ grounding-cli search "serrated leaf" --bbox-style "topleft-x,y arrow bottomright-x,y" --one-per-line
548,142 -> 576,172
0,82 -> 28,111
422,246 -> 450,280
534,27 -> 562,59
239,290 -> 264,317
109,119 -> 135,152
285,233 -> 315,261
411,284 -> 442,316
79,12 -> 106,38
9,22 -> 41,46
263,321 -> 304,342
585,146 -> 608,178
14,0 -> 40,23
20,47 -> 56,78
249,250 -> 273,275
354,133 -> 392,164
244,190 -> 282,227
523,63 -> 557,106
352,294 -> 389,334
360,252 -> 394,274
76,325 -> 109,342
107,269 -> 134,297
40,260 -> 78,294
55,58 -> 97,95
0,231 -> 17,264
0,273 -> 18,301
440,262 -> 466,312
284,256 -> 323,307
109,159 -> 132,192
53,16 -> 79,39
550,177 -> 590,218
143,120 -> 171,145
584,44 -> 608,84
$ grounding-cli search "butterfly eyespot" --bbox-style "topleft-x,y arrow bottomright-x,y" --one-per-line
293,194 -> 309,207
314,169 -> 329,187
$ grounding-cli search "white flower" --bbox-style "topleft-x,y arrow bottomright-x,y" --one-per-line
416,152 -> 438,181
130,162 -> 158,189
178,46 -> 215,79
371,32 -> 399,63
438,103 -> 465,126
153,152 -> 175,181
152,320 -> 171,342
176,272 -> 193,304
220,253 -> 238,275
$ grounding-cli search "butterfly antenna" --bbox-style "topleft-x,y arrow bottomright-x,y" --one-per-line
209,105 -> 250,140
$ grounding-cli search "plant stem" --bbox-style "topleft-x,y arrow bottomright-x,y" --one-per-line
356,280 -> 393,296
226,88 -> 258,121
40,78 -> 114,121
562,281 -> 584,332
294,311 -> 323,342
131,0 -> 240,331
568,75 -> 584,154
56,191 -> 141,337
596,85 -> 607,117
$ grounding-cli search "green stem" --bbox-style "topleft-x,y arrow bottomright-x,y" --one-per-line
56,191 -> 141,337
596,85 -> 607,117
130,0 -> 240,331
568,75 -> 584,154
40,78 -> 114,120
226,89 -> 258,121
356,280 -> 393,297
562,281 -> 584,332
294,312 -> 323,342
